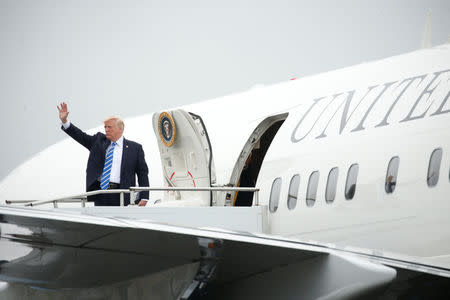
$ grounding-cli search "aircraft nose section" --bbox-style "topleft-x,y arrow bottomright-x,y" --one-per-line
0,138 -> 86,205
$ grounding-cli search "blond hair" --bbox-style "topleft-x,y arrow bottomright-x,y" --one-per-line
103,116 -> 124,131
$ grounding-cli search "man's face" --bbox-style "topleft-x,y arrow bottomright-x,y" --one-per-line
104,119 -> 123,142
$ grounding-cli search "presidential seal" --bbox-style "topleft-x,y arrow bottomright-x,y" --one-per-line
158,112 -> 176,147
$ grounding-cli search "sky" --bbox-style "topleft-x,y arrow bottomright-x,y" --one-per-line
0,0 -> 449,181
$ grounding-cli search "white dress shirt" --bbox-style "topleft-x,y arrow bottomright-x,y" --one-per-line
108,136 -> 123,184
62,121 -> 71,130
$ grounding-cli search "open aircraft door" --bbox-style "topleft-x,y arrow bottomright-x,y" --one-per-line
228,113 -> 288,207
152,110 -> 216,206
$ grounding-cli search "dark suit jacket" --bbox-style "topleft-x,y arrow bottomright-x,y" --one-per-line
62,123 -> 149,205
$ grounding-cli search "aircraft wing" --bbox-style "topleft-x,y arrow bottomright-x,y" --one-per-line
0,205 -> 445,299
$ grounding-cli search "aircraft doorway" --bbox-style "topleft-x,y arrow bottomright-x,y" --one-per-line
230,113 -> 288,206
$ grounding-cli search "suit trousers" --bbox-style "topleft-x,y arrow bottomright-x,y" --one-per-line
89,181 -> 125,206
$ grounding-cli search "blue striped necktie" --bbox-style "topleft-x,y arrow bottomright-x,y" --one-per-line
100,142 -> 117,190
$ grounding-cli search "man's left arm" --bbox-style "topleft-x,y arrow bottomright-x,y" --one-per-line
135,144 -> 150,204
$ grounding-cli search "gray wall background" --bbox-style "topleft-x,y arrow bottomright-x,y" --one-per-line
1,0 -> 449,180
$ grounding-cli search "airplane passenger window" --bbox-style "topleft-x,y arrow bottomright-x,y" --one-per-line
345,164 -> 359,200
269,177 -> 282,213
385,156 -> 400,193
427,148 -> 442,187
306,171 -> 319,207
287,174 -> 300,210
325,167 -> 339,203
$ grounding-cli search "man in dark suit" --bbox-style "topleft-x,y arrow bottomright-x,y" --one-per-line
57,102 -> 149,206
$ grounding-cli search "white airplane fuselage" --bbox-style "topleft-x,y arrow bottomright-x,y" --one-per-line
1,43 -> 449,276
181,44 -> 450,270
258,60 -> 450,269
